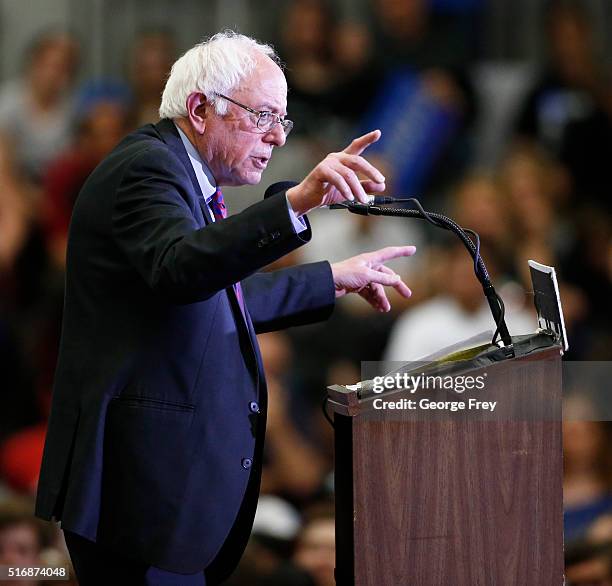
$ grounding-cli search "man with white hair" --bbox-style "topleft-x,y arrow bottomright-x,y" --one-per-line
35,31 -> 415,585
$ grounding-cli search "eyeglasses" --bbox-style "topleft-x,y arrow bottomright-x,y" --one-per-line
215,93 -> 293,136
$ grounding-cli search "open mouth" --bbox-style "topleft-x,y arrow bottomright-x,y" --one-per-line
252,156 -> 269,169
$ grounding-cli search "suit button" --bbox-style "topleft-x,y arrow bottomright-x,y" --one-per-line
241,458 -> 253,469
249,401 -> 260,414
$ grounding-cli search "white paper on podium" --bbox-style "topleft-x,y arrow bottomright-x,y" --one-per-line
528,260 -> 569,352
414,330 -> 494,362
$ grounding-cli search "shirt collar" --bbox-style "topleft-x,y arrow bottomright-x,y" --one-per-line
174,122 -> 217,202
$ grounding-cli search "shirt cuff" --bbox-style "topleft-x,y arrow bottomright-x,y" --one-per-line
285,194 -> 307,234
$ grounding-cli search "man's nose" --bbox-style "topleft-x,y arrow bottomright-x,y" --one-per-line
264,123 -> 286,147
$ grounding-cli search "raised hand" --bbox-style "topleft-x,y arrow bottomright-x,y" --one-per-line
286,130 -> 386,215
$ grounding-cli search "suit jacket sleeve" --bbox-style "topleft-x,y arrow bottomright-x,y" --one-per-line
242,261 -> 335,334
111,146 -> 313,304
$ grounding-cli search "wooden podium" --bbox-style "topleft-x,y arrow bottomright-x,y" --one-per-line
327,335 -> 564,586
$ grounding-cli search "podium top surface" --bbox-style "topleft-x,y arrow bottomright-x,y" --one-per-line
326,332 -> 562,416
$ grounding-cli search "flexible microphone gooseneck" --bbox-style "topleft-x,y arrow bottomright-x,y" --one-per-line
329,197 -> 513,350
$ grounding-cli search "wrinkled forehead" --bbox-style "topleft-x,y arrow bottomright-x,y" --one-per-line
234,54 -> 288,113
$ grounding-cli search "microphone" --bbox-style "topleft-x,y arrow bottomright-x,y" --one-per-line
327,195 -> 403,210
266,183 -> 399,206
364,195 -> 396,205
264,181 -> 298,199
266,184 -> 396,205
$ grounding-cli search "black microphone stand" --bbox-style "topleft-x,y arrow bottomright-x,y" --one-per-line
330,200 -> 514,353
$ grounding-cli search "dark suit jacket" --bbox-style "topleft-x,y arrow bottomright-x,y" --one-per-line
35,118 -> 335,582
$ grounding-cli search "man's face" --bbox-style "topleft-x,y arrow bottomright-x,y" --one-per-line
198,54 -> 288,186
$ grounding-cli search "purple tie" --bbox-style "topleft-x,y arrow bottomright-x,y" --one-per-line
209,188 -> 246,319
210,188 -> 227,221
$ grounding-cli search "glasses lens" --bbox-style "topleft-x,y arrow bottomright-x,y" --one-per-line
257,113 -> 293,136
257,112 -> 275,133
282,120 -> 293,136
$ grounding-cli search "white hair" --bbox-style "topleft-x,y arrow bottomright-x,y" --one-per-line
159,30 -> 279,119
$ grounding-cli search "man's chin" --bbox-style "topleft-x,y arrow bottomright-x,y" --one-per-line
242,170 -> 264,186
224,168 -> 264,187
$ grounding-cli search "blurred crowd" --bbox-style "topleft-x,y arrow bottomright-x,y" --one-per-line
0,0 -> 611,584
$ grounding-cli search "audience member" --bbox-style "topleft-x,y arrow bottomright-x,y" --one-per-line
560,74 -> 612,213
449,172 -> 514,277
0,137 -> 31,275
42,80 -> 133,269
278,0 -> 339,138
357,0 -> 478,195
259,332 -> 327,503
326,22 -> 382,124
292,500 -> 335,586
565,539 -> 612,586
127,28 -> 177,126
564,396 -> 612,543
0,29 -> 79,186
370,0 -> 474,71
0,499 -> 61,586
514,0 -> 606,156
498,145 -> 567,277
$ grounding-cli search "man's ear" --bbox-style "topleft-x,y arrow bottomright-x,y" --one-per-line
186,92 -> 207,134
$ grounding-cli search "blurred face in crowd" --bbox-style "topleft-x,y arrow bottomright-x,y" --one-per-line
28,34 -> 78,102
283,0 -> 332,57
501,151 -> 556,238
445,245 -> 482,312
566,556 -> 612,586
454,176 -> 508,245
0,522 -> 41,586
131,33 -> 176,99
563,419 -> 606,471
194,52 -> 288,186
332,23 -> 372,71
548,6 -> 595,85
80,102 -> 131,160
375,0 -> 428,38
294,518 -> 335,586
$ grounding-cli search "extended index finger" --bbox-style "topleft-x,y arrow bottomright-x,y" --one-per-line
364,245 -> 417,264
343,129 -> 381,156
